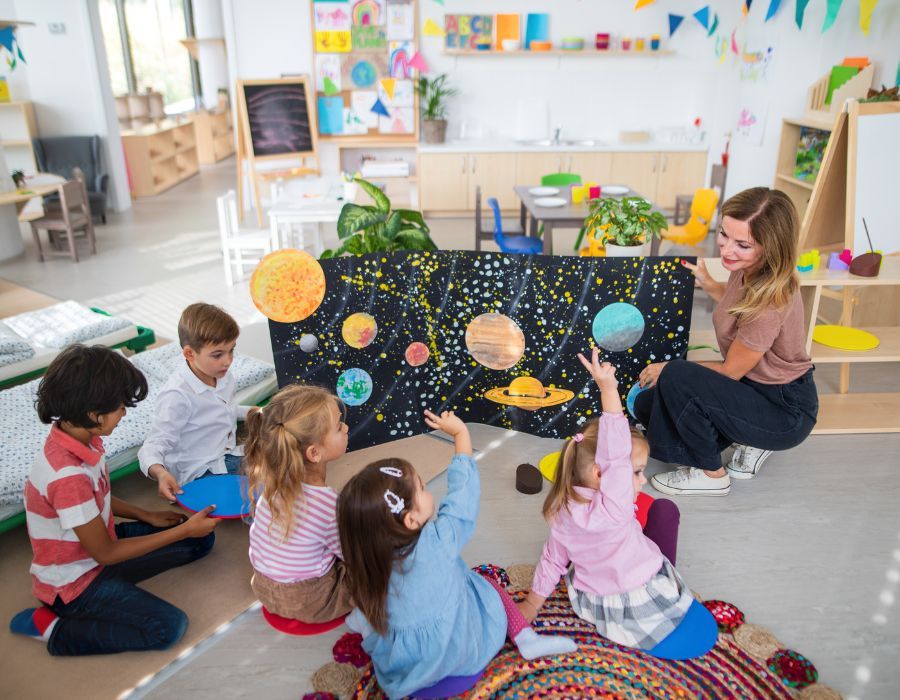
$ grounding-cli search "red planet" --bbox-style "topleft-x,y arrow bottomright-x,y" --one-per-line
405,342 -> 430,366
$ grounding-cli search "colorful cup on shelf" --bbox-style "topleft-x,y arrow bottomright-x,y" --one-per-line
621,37 -> 632,51
585,182 -> 601,200
650,34 -> 661,51
635,37 -> 645,51
530,40 -> 553,51
596,33 -> 610,50
475,42 -> 492,51
571,185 -> 587,205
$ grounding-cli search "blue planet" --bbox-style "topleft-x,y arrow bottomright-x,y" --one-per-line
592,302 -> 645,352
336,368 -> 373,406
626,381 -> 648,420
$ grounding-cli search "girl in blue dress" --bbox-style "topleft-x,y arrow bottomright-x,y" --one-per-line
338,409 -> 576,699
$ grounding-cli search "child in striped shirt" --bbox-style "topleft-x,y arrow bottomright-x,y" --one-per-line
245,384 -> 352,623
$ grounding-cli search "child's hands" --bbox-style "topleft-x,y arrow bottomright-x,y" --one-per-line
150,465 -> 182,502
577,348 -> 618,391
424,409 -> 466,437
181,505 -> 218,538
143,510 -> 187,528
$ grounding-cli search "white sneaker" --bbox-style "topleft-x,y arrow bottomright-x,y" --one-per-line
726,446 -> 773,480
651,467 -> 731,496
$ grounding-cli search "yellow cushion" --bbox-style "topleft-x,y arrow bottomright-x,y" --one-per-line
812,325 -> 879,351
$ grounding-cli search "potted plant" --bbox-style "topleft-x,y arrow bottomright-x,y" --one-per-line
10,169 -> 25,189
582,196 -> 668,256
322,178 -> 437,258
415,74 -> 457,144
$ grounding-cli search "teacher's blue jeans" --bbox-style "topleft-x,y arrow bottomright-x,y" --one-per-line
46,522 -> 214,656
633,360 -> 818,471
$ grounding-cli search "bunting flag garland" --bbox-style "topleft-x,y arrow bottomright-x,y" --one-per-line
370,97 -> 390,118
708,13 -> 720,37
693,6 -> 710,29
323,77 -> 339,96
634,0 -> 656,9
668,13 -> 685,37
742,0 -> 753,17
731,29 -> 739,55
409,51 -> 428,73
859,0 -> 878,35
765,0 -> 782,22
0,26 -> 26,69
823,0 -> 842,31
795,0 -> 810,29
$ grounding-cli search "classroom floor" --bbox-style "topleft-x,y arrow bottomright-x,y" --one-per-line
1,160 -> 898,699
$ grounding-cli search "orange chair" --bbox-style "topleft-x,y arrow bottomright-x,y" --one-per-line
662,188 -> 719,246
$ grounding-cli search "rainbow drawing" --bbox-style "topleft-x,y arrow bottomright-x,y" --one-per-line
352,0 -> 380,26
389,43 -> 411,78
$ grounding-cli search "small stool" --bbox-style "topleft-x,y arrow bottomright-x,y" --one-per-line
261,606 -> 346,636
411,669 -> 485,699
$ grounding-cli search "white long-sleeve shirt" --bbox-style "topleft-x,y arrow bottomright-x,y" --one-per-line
138,362 -> 250,485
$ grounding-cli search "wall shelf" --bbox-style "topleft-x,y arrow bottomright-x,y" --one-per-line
441,49 -> 674,57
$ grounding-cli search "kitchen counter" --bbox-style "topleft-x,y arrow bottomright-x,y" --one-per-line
417,139 -> 708,154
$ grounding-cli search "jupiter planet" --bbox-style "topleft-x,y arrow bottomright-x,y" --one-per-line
342,312 -> 378,349
465,313 -> 526,370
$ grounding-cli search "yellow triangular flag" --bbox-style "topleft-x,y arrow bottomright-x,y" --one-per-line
634,0 -> 656,8
859,0 -> 878,35
423,18 -> 446,37
380,78 -> 396,102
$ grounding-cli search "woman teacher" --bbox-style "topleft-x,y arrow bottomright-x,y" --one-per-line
633,187 -> 818,496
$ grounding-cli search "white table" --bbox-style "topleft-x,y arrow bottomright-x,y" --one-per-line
267,177 -> 350,256
0,174 -> 66,261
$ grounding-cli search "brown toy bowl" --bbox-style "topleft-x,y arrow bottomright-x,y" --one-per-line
849,252 -> 882,277
516,463 -> 543,494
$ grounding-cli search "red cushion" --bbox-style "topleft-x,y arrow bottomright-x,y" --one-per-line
262,606 -> 346,635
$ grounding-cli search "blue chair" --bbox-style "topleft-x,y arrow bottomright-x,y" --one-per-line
488,197 -> 542,254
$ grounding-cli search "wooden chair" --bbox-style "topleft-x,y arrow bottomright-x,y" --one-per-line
474,185 -> 523,251
217,190 -> 273,285
29,180 -> 96,263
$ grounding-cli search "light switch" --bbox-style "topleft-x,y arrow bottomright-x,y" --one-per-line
48,22 -> 67,35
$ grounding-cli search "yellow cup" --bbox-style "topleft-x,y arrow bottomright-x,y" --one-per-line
571,185 -> 586,204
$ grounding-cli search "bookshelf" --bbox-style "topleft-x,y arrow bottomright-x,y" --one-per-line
0,101 -> 37,175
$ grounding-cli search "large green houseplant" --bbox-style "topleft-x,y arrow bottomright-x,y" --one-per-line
321,178 -> 437,259
582,196 -> 668,256
415,74 -> 457,144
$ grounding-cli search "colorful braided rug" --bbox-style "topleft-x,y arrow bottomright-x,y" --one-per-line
308,565 -> 836,699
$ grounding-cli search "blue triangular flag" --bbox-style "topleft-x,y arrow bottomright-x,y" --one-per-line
693,6 -> 710,29
668,13 -> 685,37
795,0 -> 810,28
765,0 -> 782,21
371,97 -> 390,118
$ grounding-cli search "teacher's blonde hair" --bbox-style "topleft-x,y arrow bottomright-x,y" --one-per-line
722,187 -> 799,322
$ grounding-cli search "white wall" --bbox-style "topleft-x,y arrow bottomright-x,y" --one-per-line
222,0 -> 899,197
4,0 -> 131,211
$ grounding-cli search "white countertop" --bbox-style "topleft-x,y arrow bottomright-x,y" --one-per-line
418,139 -> 709,154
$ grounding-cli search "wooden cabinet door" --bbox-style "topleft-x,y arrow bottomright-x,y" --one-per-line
609,152 -> 659,202
419,153 -> 470,211
516,152 -> 566,189
567,152 -> 613,184
468,153 -> 519,210
655,151 -> 708,209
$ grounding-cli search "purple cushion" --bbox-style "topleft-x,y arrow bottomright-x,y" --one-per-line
412,669 -> 485,699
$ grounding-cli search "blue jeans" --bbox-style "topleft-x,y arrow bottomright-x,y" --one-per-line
46,522 -> 215,656
223,453 -> 242,474
633,360 -> 818,471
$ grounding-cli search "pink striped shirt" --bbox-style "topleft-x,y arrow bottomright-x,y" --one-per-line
26,426 -> 116,605
248,485 -> 342,582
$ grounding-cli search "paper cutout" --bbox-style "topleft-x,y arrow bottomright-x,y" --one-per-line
822,0 -> 842,31
250,249 -> 326,322
740,45 -> 775,82
323,77 -> 340,96
379,106 -> 414,134
524,13 -> 550,50
315,2 -> 352,31
445,15 -> 494,50
742,0 -> 753,16
765,0 -> 782,21
707,13 -> 719,36
387,1 -> 414,40
731,30 -> 739,54
351,0 -> 382,26
0,26 -> 25,69
352,25 -> 387,51
735,102 -> 768,145
351,90 -> 379,127
388,40 -> 412,78
693,6 -> 710,30
826,65 -> 859,104
342,54 -> 384,88
715,35 -> 728,64
379,78 -> 412,106
266,252 -> 695,451
318,95 -> 345,134
795,0 -> 810,29
316,54 -> 342,92
380,77 -> 396,101
496,13 -> 521,48
423,18 -> 446,37
370,97 -> 391,117
315,30 -> 352,52
668,14 -> 684,37
859,0 -> 878,35
409,51 -> 429,72
634,0 -> 655,9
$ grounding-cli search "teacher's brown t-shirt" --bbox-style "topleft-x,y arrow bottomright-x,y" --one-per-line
712,270 -> 812,385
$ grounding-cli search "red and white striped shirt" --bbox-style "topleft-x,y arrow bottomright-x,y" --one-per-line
248,485 -> 342,583
25,426 -> 116,605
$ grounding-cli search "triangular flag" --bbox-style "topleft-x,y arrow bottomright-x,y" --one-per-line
423,18 -> 445,37
693,6 -> 710,30
409,51 -> 429,73
823,0 -> 842,31
371,97 -> 390,118
668,14 -> 684,37
323,77 -> 339,96
433,0 -> 444,5
380,78 -> 396,101
731,29 -> 739,54
707,13 -> 719,36
765,0 -> 782,22
859,0 -> 878,35
795,0 -> 810,29
742,0 -> 751,16
634,0 -> 656,9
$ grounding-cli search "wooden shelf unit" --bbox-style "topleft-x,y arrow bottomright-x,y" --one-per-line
442,49 -> 674,57
773,115 -> 835,224
189,108 -> 235,164
121,121 -> 199,197
0,101 -> 37,175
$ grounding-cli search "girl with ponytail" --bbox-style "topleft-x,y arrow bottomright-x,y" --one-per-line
244,384 -> 353,623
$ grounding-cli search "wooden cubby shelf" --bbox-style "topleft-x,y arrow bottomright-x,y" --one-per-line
121,121 -> 199,197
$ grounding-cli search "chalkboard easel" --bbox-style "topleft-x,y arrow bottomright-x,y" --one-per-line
235,77 -> 321,226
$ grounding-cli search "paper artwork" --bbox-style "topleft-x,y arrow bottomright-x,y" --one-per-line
318,95 -> 345,135
445,15 -> 494,49
351,90 -> 379,127
343,107 -> 370,134
734,102 -> 768,145
351,0 -> 383,26
352,25 -> 387,51
316,54 -> 343,93
314,2 -> 352,31
342,54 -> 388,88
739,44 -> 775,82
379,78 -> 412,106
379,106 -> 414,133
386,1 -> 414,40
315,30 -> 352,53
388,41 -> 413,78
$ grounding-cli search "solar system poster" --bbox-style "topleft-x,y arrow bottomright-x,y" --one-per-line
265,251 -> 696,451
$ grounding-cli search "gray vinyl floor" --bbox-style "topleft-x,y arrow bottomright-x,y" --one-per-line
1,161 -> 898,699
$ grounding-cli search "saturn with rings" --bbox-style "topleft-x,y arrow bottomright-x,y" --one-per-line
484,375 -> 574,410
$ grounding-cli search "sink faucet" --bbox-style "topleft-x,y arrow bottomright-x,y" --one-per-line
553,126 -> 562,145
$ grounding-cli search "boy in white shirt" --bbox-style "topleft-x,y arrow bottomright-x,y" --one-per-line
139,303 -> 250,502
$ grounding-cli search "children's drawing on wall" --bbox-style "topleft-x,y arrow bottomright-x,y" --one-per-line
314,1 -> 352,31
388,41 -> 413,79
735,101 -> 768,145
316,55 -> 343,93
378,106 -> 414,133
254,251 -> 696,451
794,127 -> 829,181
740,44 -> 775,82
386,0 -> 414,40
351,0 -> 383,26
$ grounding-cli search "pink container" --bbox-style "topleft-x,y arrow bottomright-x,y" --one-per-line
589,185 -> 601,200
621,37 -> 632,51
596,33 -> 610,50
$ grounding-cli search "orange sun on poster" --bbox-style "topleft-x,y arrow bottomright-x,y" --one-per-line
250,249 -> 326,323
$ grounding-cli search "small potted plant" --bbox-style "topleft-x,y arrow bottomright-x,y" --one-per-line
415,74 -> 457,144
582,196 -> 668,256
11,169 -> 25,189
